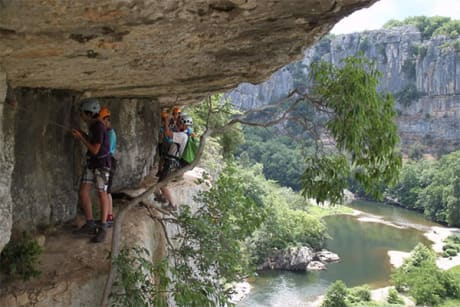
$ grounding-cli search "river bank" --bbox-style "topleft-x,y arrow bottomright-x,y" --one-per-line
308,223 -> 460,307
389,226 -> 460,270
238,204 -> 460,306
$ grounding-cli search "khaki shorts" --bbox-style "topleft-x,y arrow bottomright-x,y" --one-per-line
81,166 -> 110,192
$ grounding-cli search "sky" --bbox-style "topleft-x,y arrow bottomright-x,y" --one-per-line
331,0 -> 460,34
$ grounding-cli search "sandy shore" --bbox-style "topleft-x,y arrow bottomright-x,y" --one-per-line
349,208 -> 460,270
388,225 -> 460,270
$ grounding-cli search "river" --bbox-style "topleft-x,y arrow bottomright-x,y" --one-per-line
237,200 -> 440,307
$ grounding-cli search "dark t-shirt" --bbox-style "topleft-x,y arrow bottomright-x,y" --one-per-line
86,120 -> 111,169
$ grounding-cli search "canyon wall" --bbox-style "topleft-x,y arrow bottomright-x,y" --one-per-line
229,26 -> 460,155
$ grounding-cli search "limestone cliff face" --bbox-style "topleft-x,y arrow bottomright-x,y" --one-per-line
229,26 -> 460,154
0,0 -> 378,252
1,89 -> 158,241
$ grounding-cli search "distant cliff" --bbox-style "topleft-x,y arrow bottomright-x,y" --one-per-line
228,26 -> 460,156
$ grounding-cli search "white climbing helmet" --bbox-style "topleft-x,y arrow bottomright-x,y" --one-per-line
80,98 -> 101,116
180,114 -> 193,126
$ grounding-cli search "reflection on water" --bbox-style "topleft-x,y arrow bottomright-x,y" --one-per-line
237,201 -> 440,307
239,270 -> 328,307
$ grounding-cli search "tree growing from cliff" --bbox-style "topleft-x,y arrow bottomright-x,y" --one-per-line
102,54 -> 402,306
231,55 -> 401,203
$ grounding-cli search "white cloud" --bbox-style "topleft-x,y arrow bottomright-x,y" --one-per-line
331,0 -> 460,34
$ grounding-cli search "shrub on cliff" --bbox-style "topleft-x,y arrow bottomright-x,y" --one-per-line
0,232 -> 42,281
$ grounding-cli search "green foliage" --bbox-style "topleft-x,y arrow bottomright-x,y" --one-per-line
234,55 -> 401,204
172,163 -> 266,305
391,243 -> 460,306
112,247 -> 169,307
110,163 -> 270,306
433,20 -> 460,39
322,280 -> 349,307
222,161 -> 328,264
407,142 -> 424,160
383,16 -> 457,40
237,126 -> 307,190
387,288 -> 404,305
183,94 -> 245,160
250,202 -> 327,263
0,232 -> 42,281
348,285 -> 371,303
454,39 -> 460,51
442,235 -> 460,257
386,150 -> 460,225
444,248 -> 458,257
302,154 -> 350,204
308,55 -> 401,202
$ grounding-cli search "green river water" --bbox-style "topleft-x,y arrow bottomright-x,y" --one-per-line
237,201 -> 441,306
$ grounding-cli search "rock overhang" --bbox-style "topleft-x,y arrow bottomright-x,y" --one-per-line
0,0 -> 377,105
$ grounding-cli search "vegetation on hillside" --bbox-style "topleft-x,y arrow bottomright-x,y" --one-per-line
384,16 -> 460,40
385,150 -> 460,226
236,126 -> 307,190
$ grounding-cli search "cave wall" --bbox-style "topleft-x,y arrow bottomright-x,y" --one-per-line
0,71 -> 14,252
1,88 -> 159,247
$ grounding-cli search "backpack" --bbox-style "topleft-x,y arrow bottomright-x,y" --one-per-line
180,136 -> 199,164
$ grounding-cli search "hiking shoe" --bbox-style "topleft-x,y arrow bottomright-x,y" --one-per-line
73,222 -> 97,236
107,219 -> 114,228
91,226 -> 107,243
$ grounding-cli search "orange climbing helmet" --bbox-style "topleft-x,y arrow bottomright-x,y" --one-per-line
99,106 -> 111,119
172,106 -> 181,114
161,110 -> 169,120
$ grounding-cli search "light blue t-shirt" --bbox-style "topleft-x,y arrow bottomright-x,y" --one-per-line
108,128 -> 117,155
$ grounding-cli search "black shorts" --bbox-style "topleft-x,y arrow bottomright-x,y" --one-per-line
159,142 -> 171,158
158,156 -> 184,182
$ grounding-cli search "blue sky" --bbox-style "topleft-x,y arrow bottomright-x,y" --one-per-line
331,0 -> 460,34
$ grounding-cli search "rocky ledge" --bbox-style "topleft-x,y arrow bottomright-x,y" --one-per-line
257,246 -> 340,272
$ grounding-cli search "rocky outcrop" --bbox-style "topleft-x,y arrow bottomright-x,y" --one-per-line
0,0 -> 376,104
0,0 -> 378,252
257,246 -> 340,271
228,26 -> 460,155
